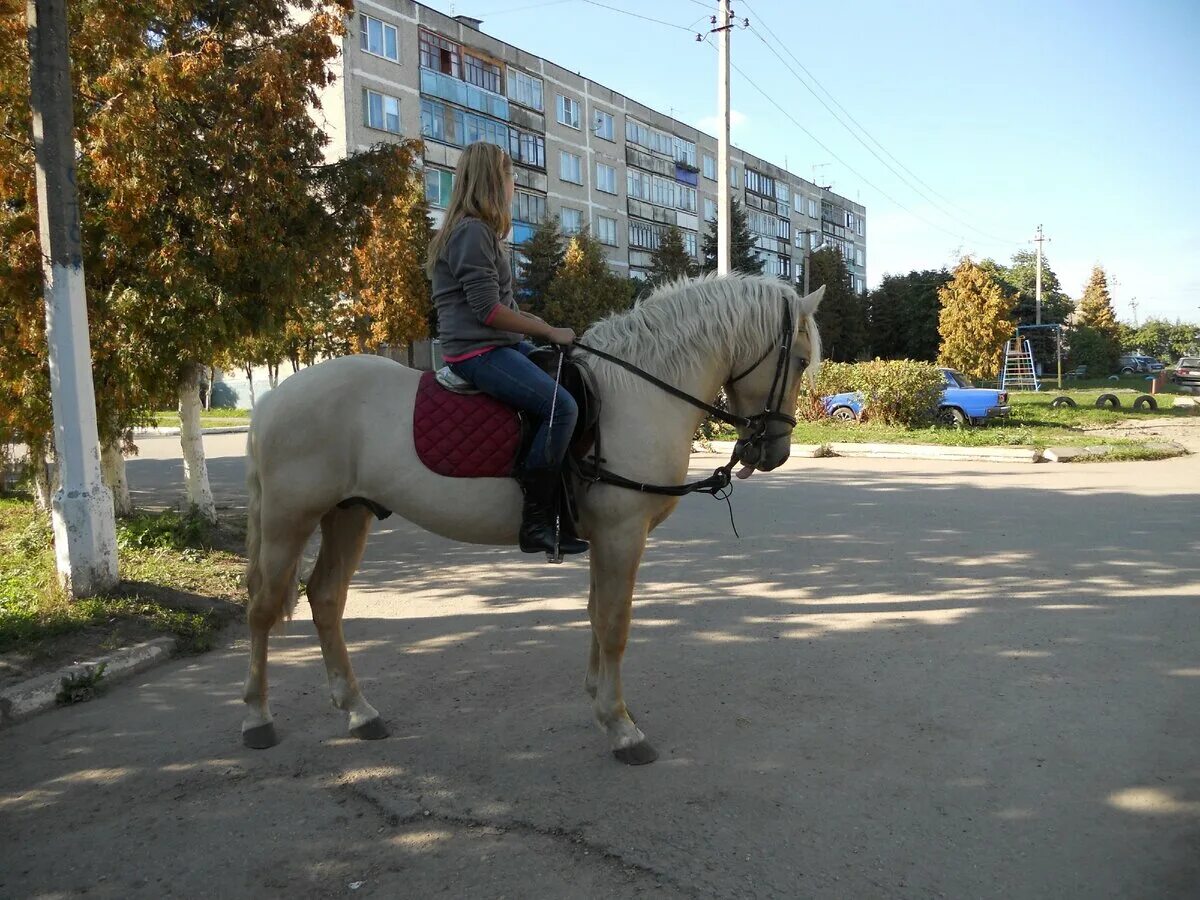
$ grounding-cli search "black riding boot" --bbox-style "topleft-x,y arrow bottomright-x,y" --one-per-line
517,469 -> 588,556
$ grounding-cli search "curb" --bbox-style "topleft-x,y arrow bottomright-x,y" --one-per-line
703,440 -> 1042,464
134,425 -> 250,437
0,637 -> 176,727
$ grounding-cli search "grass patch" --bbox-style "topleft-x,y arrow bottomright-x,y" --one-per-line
150,408 -> 251,428
0,499 -> 244,657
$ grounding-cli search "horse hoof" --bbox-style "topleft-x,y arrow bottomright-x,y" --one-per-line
242,722 -> 278,750
350,717 -> 389,741
612,740 -> 658,766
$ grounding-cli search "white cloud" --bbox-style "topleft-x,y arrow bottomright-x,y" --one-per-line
696,109 -> 748,138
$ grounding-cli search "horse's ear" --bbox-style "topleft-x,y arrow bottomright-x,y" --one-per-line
799,285 -> 825,315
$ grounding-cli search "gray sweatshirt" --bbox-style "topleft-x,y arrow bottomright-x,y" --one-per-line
431,217 -> 523,361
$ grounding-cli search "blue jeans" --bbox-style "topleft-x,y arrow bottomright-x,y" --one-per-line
449,342 -> 578,471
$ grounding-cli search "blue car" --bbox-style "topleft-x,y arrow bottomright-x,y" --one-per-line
822,368 -> 1011,426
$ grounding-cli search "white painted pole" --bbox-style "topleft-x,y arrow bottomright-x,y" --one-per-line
26,0 -> 118,596
716,0 -> 732,276
1034,223 -> 1043,326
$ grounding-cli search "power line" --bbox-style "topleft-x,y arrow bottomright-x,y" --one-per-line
739,0 -> 1019,245
576,0 -> 698,32
712,40 -> 989,247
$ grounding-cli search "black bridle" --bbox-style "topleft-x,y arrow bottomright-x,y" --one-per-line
568,295 -> 806,499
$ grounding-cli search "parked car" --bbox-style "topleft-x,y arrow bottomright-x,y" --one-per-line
1132,354 -> 1165,373
821,368 -> 1010,427
1117,354 -> 1149,375
1172,356 -> 1200,386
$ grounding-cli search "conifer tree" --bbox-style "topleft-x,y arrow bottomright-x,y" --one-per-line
540,231 -> 635,336
1071,265 -> 1121,373
810,248 -> 867,361
700,199 -> 765,275
516,216 -> 564,317
937,258 -> 1016,380
1077,265 -> 1120,335
647,224 -> 696,287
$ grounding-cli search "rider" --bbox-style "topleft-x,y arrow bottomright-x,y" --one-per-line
426,142 -> 587,557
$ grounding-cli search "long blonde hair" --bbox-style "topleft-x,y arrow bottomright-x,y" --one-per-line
426,142 -> 513,276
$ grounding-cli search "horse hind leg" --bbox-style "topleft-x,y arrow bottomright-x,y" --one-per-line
307,505 -> 386,739
242,521 -> 310,749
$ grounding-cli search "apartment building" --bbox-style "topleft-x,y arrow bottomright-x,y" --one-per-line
317,1 -> 868,293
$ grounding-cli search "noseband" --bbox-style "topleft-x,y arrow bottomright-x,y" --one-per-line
569,295 -> 807,498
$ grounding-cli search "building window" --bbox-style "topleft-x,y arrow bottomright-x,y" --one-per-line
596,215 -> 618,246
509,128 -> 545,168
419,30 -> 459,77
730,164 -> 739,187
702,155 -> 716,181
360,15 -> 399,62
593,110 -> 615,141
683,231 -> 698,257
673,137 -> 697,167
856,247 -> 864,267
421,98 -> 512,152
420,68 -> 508,119
559,150 -> 582,184
364,89 -> 401,134
745,168 -> 776,197
507,68 -> 544,111
595,162 -> 617,194
704,197 -> 717,221
629,219 -> 664,251
626,118 -> 650,148
857,218 -> 864,236
560,207 -> 582,235
808,198 -> 818,219
556,94 -> 581,129
775,217 -> 791,240
424,168 -> 454,208
513,190 -> 546,225
677,184 -> 697,213
463,53 -> 502,94
627,169 -> 678,208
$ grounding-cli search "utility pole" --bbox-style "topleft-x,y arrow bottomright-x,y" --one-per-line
716,0 -> 732,275
1032,224 -> 1048,325
1129,297 -> 1139,328
26,0 -> 117,596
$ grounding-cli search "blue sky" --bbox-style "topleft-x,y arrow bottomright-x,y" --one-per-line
423,0 -> 1199,323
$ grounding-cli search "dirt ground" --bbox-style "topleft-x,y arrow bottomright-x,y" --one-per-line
1,435 -> 1197,898
1082,410 -> 1200,451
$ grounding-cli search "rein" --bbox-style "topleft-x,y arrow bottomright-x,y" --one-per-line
566,295 -> 805,501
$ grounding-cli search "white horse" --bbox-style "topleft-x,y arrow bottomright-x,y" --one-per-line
242,274 -> 823,764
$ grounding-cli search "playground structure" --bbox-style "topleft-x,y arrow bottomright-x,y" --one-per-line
1002,324 -> 1065,391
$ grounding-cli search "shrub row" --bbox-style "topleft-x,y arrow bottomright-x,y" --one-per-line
800,359 -> 945,427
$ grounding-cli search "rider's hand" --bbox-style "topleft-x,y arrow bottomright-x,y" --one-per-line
546,326 -> 576,346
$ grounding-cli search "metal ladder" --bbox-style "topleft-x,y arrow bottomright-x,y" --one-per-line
1001,338 -> 1040,391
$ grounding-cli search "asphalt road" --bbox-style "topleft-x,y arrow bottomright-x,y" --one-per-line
2,434 -> 1197,898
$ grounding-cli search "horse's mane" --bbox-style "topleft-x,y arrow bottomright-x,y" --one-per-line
581,272 -> 816,386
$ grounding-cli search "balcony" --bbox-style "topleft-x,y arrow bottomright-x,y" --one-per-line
420,68 -> 508,120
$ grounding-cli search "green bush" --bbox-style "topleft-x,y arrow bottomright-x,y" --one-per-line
799,359 -> 945,427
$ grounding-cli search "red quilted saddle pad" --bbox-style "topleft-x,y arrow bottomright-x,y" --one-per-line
413,372 -> 522,477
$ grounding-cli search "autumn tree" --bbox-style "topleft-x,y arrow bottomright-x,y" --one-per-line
646,224 -> 696,288
701,199 -> 765,275
810,248 -> 868,362
348,145 -> 434,352
1071,265 -> 1121,373
516,216 -> 564,316
540,231 -> 635,336
937,258 -> 1016,380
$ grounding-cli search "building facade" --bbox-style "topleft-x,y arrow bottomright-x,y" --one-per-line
317,1 -> 867,292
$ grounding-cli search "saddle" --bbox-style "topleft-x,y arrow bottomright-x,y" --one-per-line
414,348 -> 597,479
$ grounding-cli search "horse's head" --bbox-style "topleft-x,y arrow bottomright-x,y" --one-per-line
723,284 -> 824,476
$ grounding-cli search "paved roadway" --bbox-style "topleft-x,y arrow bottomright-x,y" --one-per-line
2,433 -> 1197,898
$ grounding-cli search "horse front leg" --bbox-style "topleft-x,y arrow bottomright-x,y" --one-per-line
588,527 -> 657,765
